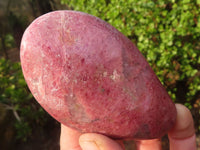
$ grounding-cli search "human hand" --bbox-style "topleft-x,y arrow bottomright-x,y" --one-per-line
60,104 -> 197,150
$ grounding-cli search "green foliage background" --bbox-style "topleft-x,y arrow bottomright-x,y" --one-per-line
0,58 -> 48,141
62,0 -> 200,108
0,0 -> 200,142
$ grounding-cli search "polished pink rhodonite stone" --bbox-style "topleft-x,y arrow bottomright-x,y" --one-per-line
20,10 -> 176,139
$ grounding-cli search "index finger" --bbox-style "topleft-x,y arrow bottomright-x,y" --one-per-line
60,124 -> 82,150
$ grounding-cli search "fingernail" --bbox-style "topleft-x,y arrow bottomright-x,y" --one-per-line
79,141 -> 99,150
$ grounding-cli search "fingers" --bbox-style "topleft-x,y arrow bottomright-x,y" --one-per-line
60,125 -> 124,150
60,124 -> 82,150
135,139 -> 162,150
79,133 -> 124,150
168,104 -> 197,150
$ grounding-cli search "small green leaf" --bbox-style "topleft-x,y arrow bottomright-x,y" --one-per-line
183,0 -> 190,3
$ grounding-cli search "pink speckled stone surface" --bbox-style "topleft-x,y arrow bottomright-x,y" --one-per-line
20,10 -> 176,139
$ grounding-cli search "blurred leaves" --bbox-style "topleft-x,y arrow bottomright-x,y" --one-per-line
15,121 -> 32,141
4,34 -> 16,49
0,58 -> 47,141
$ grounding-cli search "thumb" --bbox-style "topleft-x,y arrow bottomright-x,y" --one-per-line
79,133 -> 124,150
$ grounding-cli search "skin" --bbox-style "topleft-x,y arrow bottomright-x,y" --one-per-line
60,104 -> 197,150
